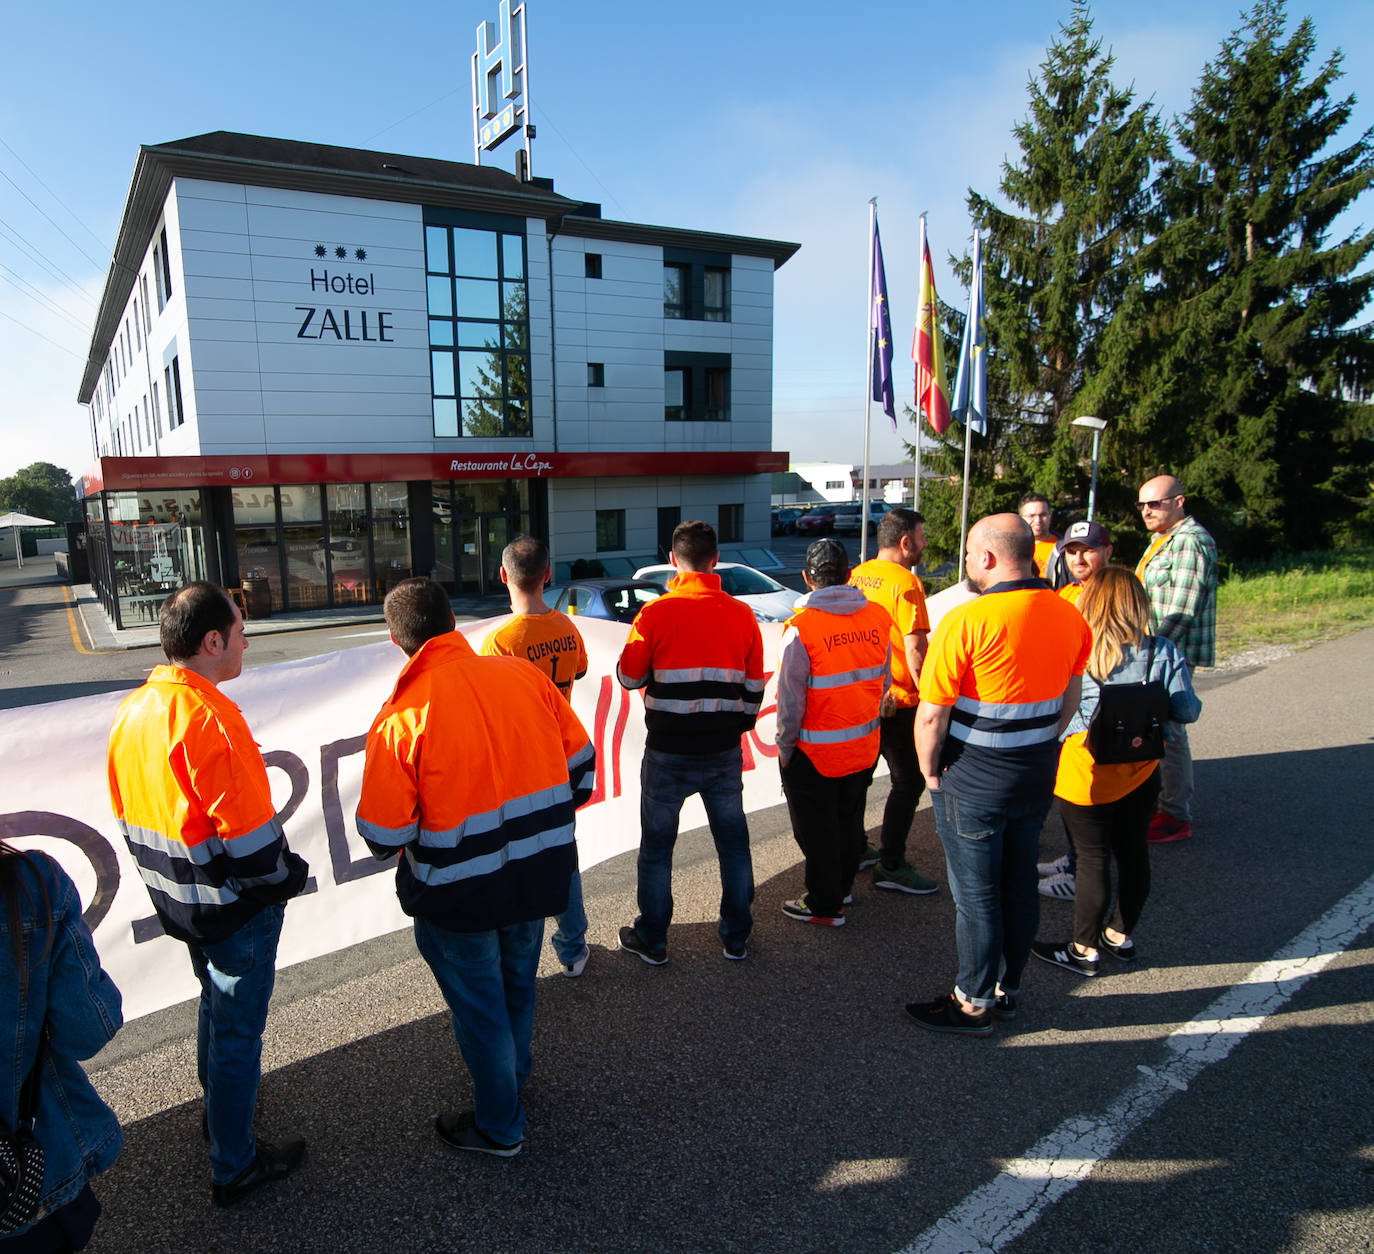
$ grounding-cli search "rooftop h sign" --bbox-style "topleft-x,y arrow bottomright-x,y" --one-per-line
471,0 -> 534,173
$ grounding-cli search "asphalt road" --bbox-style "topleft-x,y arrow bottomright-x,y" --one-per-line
3,561 -> 1372,1252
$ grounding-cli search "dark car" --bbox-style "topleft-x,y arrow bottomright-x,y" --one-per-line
832,502 -> 889,536
770,507 -> 800,536
545,579 -> 663,624
795,505 -> 838,536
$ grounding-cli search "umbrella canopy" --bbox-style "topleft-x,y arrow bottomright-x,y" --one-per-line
0,511 -> 57,568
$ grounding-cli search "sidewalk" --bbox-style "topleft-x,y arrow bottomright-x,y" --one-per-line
0,556 -> 506,650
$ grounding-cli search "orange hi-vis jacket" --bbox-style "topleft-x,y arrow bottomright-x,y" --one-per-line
356,631 -> 596,932
848,558 -> 930,707
775,585 -> 891,777
616,570 -> 765,756
106,666 -> 308,946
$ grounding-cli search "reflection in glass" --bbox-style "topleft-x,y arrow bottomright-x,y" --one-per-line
236,528 -> 284,611
327,483 -> 372,604
425,226 -> 449,273
501,234 -> 523,279
433,399 -> 459,437
429,318 -> 454,347
283,523 -> 327,609
663,264 -> 687,317
431,351 -> 456,397
505,400 -> 529,435
453,228 -> 499,278
278,483 -> 321,524
704,267 -> 729,321
458,350 -> 492,399
372,481 -> 411,598
458,321 -> 496,348
426,275 -> 452,316
456,279 -> 500,319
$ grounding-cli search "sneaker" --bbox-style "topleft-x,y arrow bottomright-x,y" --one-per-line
1037,853 -> 1071,877
1037,871 -> 1076,900
780,896 -> 845,927
211,1140 -> 307,1207
723,941 -> 748,961
858,844 -> 881,871
1147,812 -> 1192,843
1099,931 -> 1137,963
873,863 -> 939,895
905,993 -> 994,1037
560,947 -> 589,978
617,925 -> 667,965
842,893 -> 854,906
1032,940 -> 1099,977
434,1111 -> 522,1158
992,991 -> 1018,1022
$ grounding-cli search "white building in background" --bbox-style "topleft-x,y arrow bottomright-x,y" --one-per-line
77,132 -> 797,628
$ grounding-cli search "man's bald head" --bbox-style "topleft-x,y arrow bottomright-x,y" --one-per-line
966,513 -> 1035,590
1138,474 -> 1188,534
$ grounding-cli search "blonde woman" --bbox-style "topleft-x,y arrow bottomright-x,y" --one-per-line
1032,568 -> 1200,977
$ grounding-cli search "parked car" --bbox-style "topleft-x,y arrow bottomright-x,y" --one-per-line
312,536 -> 367,572
795,505 -> 838,536
546,578 -> 663,624
633,562 -> 800,623
770,507 -> 800,536
832,501 -> 890,536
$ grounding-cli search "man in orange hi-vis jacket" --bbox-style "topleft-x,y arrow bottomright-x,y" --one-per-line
358,578 -> 595,1159
107,582 -> 309,1207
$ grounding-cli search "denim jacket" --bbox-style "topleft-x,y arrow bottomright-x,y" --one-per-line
1061,634 -> 1202,740
1,853 -> 123,1231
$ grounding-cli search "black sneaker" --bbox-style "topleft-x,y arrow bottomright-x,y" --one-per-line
905,994 -> 994,1037
210,1140 -> 307,1207
993,992 -> 1018,1021
435,1111 -> 522,1158
617,925 -> 667,965
1032,940 -> 1099,977
723,941 -> 748,961
1099,931 -> 1138,963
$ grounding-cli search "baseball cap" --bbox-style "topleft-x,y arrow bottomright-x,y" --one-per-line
1063,519 -> 1111,547
804,537 -> 849,576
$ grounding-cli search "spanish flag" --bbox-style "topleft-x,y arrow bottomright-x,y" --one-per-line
913,222 -> 951,434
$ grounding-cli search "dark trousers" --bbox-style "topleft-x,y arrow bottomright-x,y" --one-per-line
1056,771 -> 1160,950
780,748 -> 876,917
878,705 -> 925,868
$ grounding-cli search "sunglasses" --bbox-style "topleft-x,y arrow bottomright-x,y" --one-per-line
1136,495 -> 1180,511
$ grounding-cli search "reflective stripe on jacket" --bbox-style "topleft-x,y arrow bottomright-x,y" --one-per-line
356,632 -> 595,931
106,666 -> 307,946
616,570 -> 765,756
776,585 -> 891,777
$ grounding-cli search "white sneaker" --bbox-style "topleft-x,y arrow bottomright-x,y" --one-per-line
1037,853 -> 1071,877
1037,871 -> 1076,900
560,948 -> 589,977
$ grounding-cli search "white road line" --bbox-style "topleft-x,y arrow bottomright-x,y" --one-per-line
899,871 -> 1374,1254
335,630 -> 391,639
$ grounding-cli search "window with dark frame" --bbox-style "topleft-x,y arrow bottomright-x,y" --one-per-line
159,227 -> 173,301
153,245 -> 165,310
584,253 -> 602,279
662,249 -> 731,322
718,503 -> 743,544
587,362 -> 605,387
664,352 -> 730,422
595,509 -> 625,552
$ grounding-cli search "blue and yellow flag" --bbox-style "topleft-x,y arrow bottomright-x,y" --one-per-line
870,215 -> 895,429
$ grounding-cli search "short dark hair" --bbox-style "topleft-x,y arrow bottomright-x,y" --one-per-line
671,520 -> 718,570
160,582 -> 236,663
501,535 -> 550,591
1018,492 -> 1050,511
876,506 -> 924,551
384,578 -> 454,656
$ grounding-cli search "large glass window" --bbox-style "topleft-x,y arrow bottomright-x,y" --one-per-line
664,353 -> 730,422
371,482 -> 411,597
430,479 -> 531,596
326,484 -> 372,603
663,249 -> 731,322
426,218 -> 530,437
106,490 -> 208,625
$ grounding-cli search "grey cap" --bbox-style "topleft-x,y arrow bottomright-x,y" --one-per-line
805,537 -> 849,576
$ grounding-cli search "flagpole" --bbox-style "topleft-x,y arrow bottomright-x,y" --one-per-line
861,198 -> 876,565
913,212 -> 926,513
957,228 -> 979,563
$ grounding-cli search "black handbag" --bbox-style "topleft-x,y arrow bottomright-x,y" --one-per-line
1085,638 -> 1171,765
0,1023 -> 48,1234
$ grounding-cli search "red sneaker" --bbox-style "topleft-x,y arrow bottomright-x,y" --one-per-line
1147,812 -> 1192,843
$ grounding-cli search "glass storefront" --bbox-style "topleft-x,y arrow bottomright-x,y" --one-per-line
103,490 -> 210,625
431,479 -> 528,596
370,482 -> 411,598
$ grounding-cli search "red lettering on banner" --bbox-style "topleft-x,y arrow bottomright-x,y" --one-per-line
582,676 -> 615,809
611,685 -> 635,798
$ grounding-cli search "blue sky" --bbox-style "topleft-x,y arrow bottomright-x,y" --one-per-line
1,0 -> 1368,483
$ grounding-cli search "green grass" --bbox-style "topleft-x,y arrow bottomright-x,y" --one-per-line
1215,548 -> 1374,661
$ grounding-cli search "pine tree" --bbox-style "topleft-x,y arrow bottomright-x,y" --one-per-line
917,3 -> 1167,560
1082,0 -> 1374,555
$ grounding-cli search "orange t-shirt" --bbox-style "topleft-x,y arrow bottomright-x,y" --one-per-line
849,558 -> 929,706
481,609 -> 588,700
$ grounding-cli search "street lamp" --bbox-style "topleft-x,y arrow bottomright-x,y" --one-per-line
1071,416 -> 1108,520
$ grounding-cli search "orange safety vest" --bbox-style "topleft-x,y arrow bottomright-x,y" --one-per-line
786,598 -> 891,777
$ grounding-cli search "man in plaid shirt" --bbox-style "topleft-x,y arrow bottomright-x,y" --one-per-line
1135,474 -> 1217,843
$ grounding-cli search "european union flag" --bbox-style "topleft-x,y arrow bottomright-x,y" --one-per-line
951,228 -> 987,436
870,215 -> 896,429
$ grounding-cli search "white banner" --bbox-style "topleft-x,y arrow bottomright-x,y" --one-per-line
0,618 -> 789,1021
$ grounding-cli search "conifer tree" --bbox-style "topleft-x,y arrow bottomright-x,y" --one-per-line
1081,0 -> 1374,555
917,3 -> 1166,560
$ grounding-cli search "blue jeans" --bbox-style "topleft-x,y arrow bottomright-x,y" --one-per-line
930,789 -> 1049,1009
413,917 -> 544,1146
551,868 -> 587,966
187,905 -> 285,1183
635,746 -> 754,952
